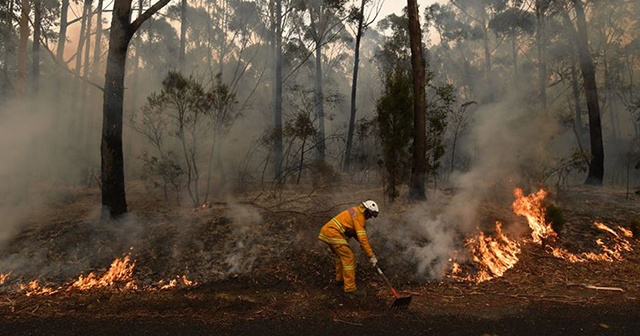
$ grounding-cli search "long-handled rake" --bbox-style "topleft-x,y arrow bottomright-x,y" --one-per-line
375,266 -> 412,309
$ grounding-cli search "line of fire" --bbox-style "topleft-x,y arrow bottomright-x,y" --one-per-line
1,188 -> 633,296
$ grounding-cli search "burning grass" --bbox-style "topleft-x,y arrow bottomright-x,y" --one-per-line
447,188 -> 636,283
1,252 -> 198,297
0,184 -> 639,323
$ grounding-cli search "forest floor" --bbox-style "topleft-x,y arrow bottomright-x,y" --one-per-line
0,182 -> 639,335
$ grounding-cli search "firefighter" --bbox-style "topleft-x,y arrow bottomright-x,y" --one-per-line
318,200 -> 379,298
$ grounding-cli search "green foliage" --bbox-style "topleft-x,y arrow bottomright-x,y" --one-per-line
545,203 -> 566,236
131,71 -> 239,206
426,82 -> 456,178
540,149 -> 589,193
377,63 -> 413,201
137,17 -> 180,71
488,8 -> 535,37
139,151 -> 184,203
629,217 -> 640,238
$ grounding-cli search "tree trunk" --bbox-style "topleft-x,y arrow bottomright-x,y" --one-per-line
481,18 -> 493,102
127,0 -> 143,113
570,60 -> 584,140
31,0 -> 41,95
57,0 -> 69,61
91,0 -> 104,81
573,0 -> 604,186
308,4 -> 325,163
603,51 -> 618,142
273,0 -> 283,180
2,0 -> 14,95
511,36 -> 518,88
535,0 -> 547,111
101,0 -> 170,219
179,0 -> 187,71
344,0 -> 366,172
314,41 -> 325,162
16,0 -> 30,98
75,0 -> 92,80
407,0 -> 426,200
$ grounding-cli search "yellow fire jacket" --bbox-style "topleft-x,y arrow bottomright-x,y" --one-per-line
318,204 -> 375,258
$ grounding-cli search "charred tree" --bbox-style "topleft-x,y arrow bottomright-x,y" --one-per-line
31,0 -> 41,95
56,0 -> 69,61
344,0 -> 366,172
91,0 -> 104,81
101,0 -> 171,219
573,0 -> 604,185
407,0 -> 427,200
2,0 -> 15,96
179,0 -> 187,71
309,6 -> 326,162
535,0 -> 548,111
16,0 -> 29,98
273,0 -> 284,180
344,0 -> 381,172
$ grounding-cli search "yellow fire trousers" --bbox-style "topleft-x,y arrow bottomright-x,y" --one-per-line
329,244 -> 357,292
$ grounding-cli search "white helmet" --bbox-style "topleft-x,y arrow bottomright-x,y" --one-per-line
362,200 -> 379,217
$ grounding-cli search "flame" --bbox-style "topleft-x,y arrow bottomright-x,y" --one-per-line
158,275 -> 197,290
19,280 -> 60,296
448,222 -> 521,283
546,222 -> 633,263
618,226 -> 634,239
69,254 -> 137,291
512,188 -> 556,243
448,188 -> 635,283
2,252 -> 198,296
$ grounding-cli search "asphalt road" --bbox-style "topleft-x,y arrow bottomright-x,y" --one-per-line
2,306 -> 639,336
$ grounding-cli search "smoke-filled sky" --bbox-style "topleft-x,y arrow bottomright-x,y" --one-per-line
379,0 -> 445,18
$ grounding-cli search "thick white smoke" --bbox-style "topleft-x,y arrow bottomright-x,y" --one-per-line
401,97 -> 558,278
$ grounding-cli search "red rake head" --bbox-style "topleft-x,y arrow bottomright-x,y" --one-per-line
391,294 -> 412,309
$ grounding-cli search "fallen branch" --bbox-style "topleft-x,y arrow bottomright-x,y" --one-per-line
584,284 -> 624,292
333,318 -> 362,326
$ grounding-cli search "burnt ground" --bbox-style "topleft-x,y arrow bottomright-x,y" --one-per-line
1,183 -> 640,335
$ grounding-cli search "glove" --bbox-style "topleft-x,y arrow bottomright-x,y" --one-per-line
369,255 -> 378,267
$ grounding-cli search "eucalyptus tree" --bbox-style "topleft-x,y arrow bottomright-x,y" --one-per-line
407,0 -> 427,200
0,0 -> 15,97
534,0 -> 550,110
488,5 -> 535,87
290,0 -> 350,163
425,3 -> 479,101
135,17 -> 180,72
56,0 -> 69,61
589,0 -> 636,143
343,0 -> 383,172
571,0 -> 603,185
376,13 -> 412,201
16,0 -> 29,98
101,0 -> 171,219
273,0 -> 285,181
449,0 -> 509,102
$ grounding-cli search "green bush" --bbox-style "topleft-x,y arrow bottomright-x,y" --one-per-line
545,203 -> 566,236
629,218 -> 640,238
